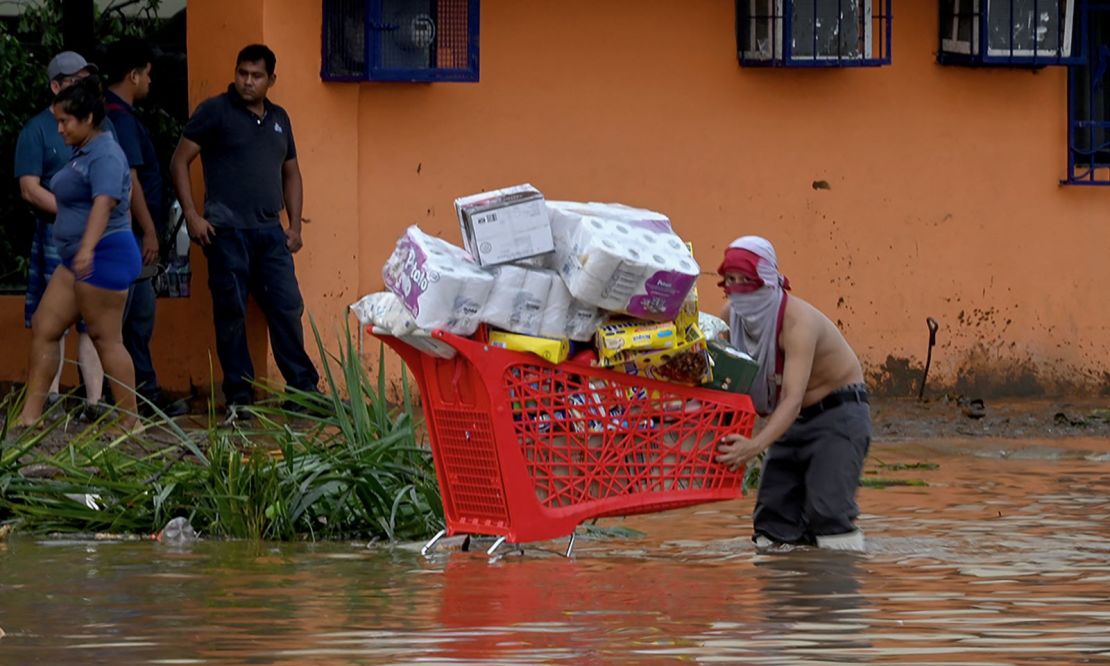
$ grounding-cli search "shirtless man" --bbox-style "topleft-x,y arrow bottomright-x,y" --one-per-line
715,236 -> 871,551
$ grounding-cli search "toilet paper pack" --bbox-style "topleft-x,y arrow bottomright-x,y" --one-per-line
382,226 -> 495,336
482,264 -> 559,336
539,276 -> 604,342
547,202 -> 699,322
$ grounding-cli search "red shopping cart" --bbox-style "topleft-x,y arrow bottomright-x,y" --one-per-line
375,329 -> 756,556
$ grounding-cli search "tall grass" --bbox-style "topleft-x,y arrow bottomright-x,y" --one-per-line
0,324 -> 443,541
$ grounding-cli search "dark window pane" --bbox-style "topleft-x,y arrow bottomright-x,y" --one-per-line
792,0 -> 863,59
379,0 -> 436,70
1073,14 -> 1110,169
987,0 -> 1065,54
324,0 -> 367,77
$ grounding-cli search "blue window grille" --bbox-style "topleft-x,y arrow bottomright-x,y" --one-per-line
1065,3 -> 1110,184
322,0 -> 479,82
736,0 -> 892,67
938,0 -> 1085,66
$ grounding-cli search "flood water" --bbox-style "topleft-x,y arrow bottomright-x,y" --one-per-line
1,437 -> 1108,665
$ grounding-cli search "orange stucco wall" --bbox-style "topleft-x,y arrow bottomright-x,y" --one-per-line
1,0 -> 1105,399
349,1 -> 1108,397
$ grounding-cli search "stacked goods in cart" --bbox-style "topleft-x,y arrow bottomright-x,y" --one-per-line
353,182 -> 759,396
352,183 -> 767,550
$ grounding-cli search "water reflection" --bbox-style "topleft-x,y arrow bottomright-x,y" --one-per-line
0,438 -> 1107,664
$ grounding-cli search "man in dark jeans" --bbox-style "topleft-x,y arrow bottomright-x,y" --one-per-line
104,37 -> 188,417
170,44 -> 318,419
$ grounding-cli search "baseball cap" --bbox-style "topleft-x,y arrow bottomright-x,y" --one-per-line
47,51 -> 98,81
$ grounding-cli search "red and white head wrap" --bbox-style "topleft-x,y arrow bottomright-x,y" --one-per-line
717,236 -> 790,294
719,236 -> 789,416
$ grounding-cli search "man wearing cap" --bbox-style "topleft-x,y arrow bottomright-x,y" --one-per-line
14,51 -> 109,415
715,236 -> 871,551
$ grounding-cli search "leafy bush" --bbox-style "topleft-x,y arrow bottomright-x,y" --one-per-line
0,325 -> 444,542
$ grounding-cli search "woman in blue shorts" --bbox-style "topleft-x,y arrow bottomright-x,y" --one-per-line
17,77 -> 141,430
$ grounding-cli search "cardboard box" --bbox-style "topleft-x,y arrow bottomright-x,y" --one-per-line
596,320 -> 679,365
674,285 -> 699,334
455,184 -> 555,266
705,340 -> 759,394
489,330 -> 570,363
611,324 -> 711,385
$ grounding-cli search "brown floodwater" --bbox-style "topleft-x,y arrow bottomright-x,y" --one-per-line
1,437 -> 1107,665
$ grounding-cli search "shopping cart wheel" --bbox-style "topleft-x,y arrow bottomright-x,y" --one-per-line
421,529 -> 447,556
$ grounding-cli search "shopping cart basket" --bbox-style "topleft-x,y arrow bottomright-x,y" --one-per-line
375,329 -> 756,555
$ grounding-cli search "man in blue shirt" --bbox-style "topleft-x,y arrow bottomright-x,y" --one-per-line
104,38 -> 187,417
170,44 -> 319,419
13,51 -> 107,414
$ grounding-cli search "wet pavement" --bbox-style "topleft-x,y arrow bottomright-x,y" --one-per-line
0,437 -> 1107,664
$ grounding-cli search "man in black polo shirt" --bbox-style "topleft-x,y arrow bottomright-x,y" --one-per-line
104,37 -> 188,418
170,44 -> 319,417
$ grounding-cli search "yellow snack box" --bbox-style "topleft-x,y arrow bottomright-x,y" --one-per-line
674,285 -> 699,334
596,320 -> 678,365
611,324 -> 711,385
489,331 -> 569,363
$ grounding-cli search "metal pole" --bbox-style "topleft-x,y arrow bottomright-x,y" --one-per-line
918,317 -> 939,401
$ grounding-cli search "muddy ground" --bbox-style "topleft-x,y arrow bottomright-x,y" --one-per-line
6,394 -> 1110,456
870,395 -> 1110,441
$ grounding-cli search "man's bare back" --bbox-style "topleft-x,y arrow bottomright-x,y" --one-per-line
781,296 -> 864,408
714,236 -> 871,550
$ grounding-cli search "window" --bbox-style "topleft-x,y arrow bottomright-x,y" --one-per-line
1065,4 -> 1110,185
322,0 -> 479,82
737,0 -> 892,66
939,0 -> 1083,65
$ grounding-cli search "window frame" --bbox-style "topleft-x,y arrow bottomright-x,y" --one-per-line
938,0 -> 1085,66
321,0 -> 480,83
1064,1 -> 1110,185
736,0 -> 893,67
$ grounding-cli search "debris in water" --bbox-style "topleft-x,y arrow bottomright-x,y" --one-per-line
157,517 -> 198,545
959,397 -> 986,419
1054,411 -> 1087,427
876,461 -> 939,471
860,477 -> 928,489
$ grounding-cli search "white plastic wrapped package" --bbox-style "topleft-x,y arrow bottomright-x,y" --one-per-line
349,291 -> 456,359
349,292 -> 417,336
538,273 -> 604,342
547,201 -> 699,322
565,299 -> 605,342
698,311 -> 730,341
482,264 -> 556,336
382,226 -> 494,336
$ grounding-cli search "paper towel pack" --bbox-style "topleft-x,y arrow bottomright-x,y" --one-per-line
547,202 -> 699,322
382,226 -> 494,336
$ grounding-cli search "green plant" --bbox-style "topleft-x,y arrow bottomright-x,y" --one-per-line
0,326 -> 443,542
